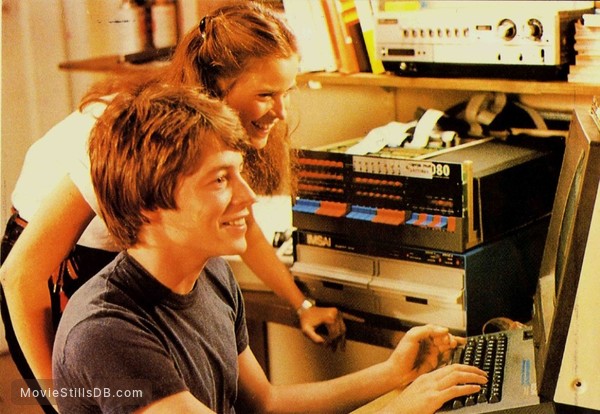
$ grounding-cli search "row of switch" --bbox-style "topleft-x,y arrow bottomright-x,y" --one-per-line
293,199 -> 457,231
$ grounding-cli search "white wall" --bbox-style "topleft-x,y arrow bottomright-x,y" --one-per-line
1,0 -> 72,233
291,84 -> 396,149
1,0 -> 73,352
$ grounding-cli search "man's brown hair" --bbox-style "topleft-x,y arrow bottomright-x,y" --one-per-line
89,83 -> 248,248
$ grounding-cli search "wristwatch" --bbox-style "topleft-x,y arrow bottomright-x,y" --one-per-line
296,298 -> 316,316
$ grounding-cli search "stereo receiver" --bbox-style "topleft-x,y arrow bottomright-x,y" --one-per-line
375,2 -> 593,79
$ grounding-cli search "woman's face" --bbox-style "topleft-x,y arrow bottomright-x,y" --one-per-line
222,56 -> 299,149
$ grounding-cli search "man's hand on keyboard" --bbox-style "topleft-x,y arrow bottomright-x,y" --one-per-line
387,324 -> 466,388
381,364 -> 488,414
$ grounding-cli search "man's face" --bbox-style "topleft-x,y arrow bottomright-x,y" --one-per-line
223,56 -> 299,149
155,144 -> 257,259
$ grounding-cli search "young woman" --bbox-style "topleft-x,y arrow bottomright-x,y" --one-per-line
0,3 -> 344,408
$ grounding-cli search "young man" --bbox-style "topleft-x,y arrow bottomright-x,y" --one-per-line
52,83 -> 487,414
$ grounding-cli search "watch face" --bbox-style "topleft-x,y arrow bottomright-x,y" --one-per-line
297,299 -> 315,315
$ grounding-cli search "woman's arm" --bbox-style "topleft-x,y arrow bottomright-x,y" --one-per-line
0,175 -> 95,379
239,213 -> 345,345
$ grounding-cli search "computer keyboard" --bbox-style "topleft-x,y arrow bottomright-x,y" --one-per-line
446,333 -> 508,409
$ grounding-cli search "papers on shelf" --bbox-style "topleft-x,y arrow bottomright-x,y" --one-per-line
568,9 -> 600,84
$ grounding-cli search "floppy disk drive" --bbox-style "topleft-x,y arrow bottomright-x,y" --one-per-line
292,244 -> 466,332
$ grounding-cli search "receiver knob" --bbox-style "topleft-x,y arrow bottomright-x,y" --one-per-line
498,19 -> 517,40
526,19 -> 543,40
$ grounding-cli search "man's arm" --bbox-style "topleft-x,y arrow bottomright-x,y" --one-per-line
373,364 -> 487,414
236,325 -> 488,414
133,391 -> 215,414
0,175 -> 95,380
237,343 -> 398,413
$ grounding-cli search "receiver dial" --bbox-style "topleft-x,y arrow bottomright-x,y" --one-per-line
526,18 -> 543,40
498,19 -> 517,40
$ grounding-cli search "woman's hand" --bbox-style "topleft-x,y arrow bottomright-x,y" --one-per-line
298,305 -> 346,350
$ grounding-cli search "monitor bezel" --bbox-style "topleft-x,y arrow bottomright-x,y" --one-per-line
534,106 -> 600,399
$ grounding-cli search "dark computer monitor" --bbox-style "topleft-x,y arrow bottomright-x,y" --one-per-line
533,106 -> 600,410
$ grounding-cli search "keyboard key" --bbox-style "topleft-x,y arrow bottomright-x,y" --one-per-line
447,333 -> 508,409
452,399 -> 464,409
465,395 -> 477,406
